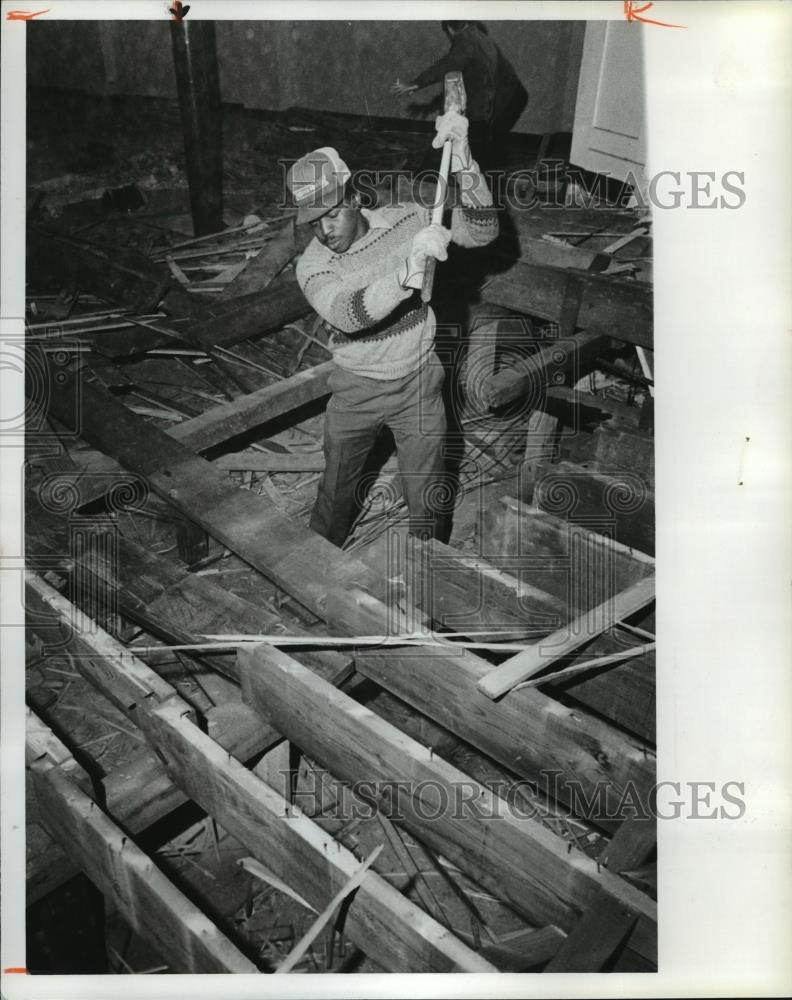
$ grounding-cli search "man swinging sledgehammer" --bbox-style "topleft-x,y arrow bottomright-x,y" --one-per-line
287,105 -> 498,548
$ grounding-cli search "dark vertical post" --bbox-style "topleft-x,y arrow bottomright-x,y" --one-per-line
170,20 -> 223,236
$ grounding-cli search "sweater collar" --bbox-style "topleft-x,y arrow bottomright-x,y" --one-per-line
361,206 -> 392,230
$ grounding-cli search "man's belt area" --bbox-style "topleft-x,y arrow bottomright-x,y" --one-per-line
327,294 -> 428,346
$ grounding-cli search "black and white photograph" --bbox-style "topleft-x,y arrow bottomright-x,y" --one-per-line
1,1 -> 789,997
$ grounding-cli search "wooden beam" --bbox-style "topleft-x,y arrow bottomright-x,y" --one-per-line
482,331 -> 609,410
27,581 -> 490,973
170,360 -> 334,452
239,643 -> 657,964
482,261 -> 653,350
26,710 -> 258,974
477,575 -> 656,700
182,275 -> 311,352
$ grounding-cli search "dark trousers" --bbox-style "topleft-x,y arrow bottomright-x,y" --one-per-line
310,357 -> 448,547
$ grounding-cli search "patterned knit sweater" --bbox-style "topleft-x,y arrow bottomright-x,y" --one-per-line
296,169 -> 499,380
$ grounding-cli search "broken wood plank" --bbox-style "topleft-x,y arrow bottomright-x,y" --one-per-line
477,575 -> 655,700
170,359 -> 333,452
482,261 -> 652,350
239,643 -> 657,963
275,844 -> 384,973
482,331 -> 609,410
26,709 -> 258,974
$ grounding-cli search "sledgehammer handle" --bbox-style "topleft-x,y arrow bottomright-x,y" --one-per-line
421,71 -> 466,304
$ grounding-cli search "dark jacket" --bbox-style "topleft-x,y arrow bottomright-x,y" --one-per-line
412,26 -> 527,129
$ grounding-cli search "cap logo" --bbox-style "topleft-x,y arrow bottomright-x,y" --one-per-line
292,180 -> 322,204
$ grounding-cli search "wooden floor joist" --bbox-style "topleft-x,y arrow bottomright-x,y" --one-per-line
239,642 -> 658,965
26,709 -> 258,974
34,363 -> 655,831
26,574 -> 494,973
481,261 -> 653,350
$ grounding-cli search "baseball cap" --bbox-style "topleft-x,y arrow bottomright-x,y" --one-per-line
286,147 -> 351,225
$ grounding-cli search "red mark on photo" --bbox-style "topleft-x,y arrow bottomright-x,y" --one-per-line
170,0 -> 190,20
624,1 -> 687,28
6,8 -> 49,19
3,967 -> 28,973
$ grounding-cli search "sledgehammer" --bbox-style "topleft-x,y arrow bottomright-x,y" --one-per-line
421,70 -> 467,303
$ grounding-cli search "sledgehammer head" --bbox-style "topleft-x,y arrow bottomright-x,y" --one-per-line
443,70 -> 467,115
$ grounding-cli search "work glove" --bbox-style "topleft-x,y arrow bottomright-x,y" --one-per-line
401,223 -> 451,289
432,109 -> 473,173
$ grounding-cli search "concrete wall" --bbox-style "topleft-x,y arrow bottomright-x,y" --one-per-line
28,20 -> 584,135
